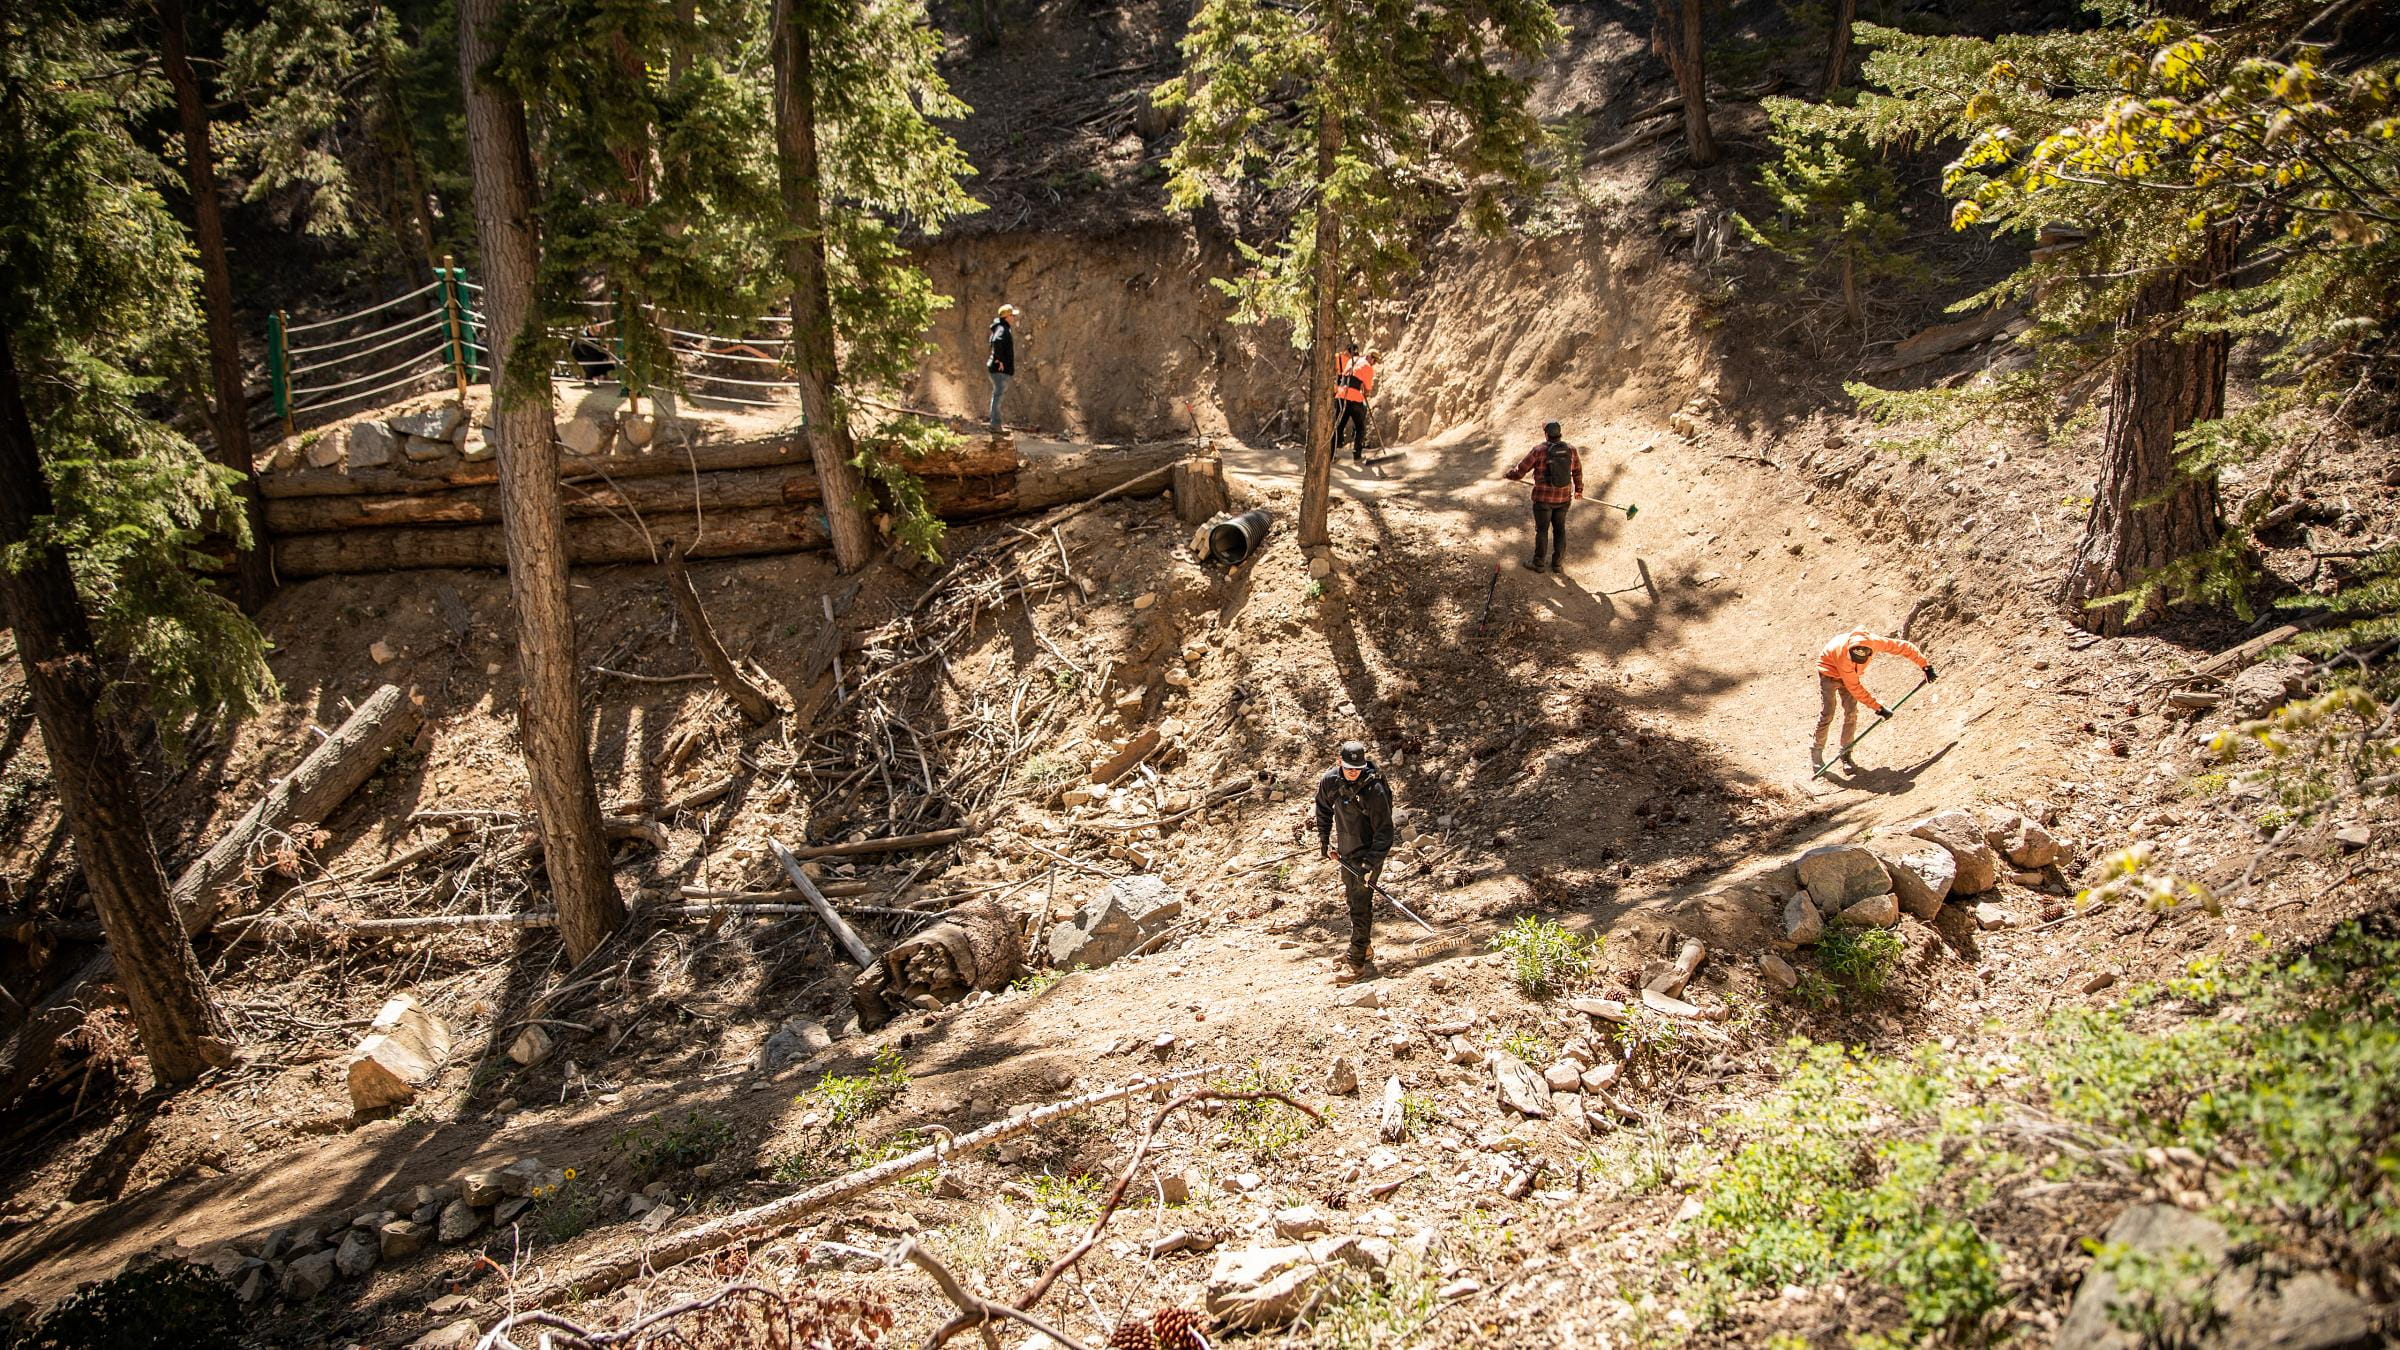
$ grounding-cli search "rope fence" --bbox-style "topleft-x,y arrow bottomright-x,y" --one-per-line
254,262 -> 815,436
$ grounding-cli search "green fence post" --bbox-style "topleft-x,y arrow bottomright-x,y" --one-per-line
270,309 -> 292,437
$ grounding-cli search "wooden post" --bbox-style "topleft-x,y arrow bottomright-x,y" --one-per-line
441,254 -> 470,401
770,838 -> 877,968
1171,455 -> 1229,526
270,310 -> 294,438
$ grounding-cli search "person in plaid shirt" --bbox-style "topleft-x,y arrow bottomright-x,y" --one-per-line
1502,420 -> 1583,572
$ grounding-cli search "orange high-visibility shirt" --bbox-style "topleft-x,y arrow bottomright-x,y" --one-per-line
1815,629 -> 1928,713
1336,355 -> 1375,403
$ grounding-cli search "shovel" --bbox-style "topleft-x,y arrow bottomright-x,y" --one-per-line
1813,675 -> 1930,779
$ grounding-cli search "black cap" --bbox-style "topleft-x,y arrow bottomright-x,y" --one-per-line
1338,740 -> 1369,767
1544,420 -> 1562,440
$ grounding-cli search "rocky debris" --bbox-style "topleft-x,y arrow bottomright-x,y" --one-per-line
1090,727 -> 1163,785
1543,1060 -> 1584,1093
756,1016 -> 835,1072
410,1322 -> 482,1350
280,1249 -> 338,1300
1205,1246 -> 1325,1328
1984,810 -> 2064,868
1273,1205 -> 1330,1240
1783,892 -> 1824,945
1335,986 -> 1381,1009
403,435 -> 452,462
508,1023 -> 555,1067
369,639 -> 399,665
1835,892 -> 1901,927
347,995 -> 453,1111
1490,1049 -> 1551,1118
1047,875 -> 1182,970
1881,843 -> 1956,919
1158,1167 -> 1199,1205
2224,658 -> 2308,718
347,419 -> 399,469
1797,844 -> 1892,909
1759,953 -> 1800,992
1326,1055 -> 1359,1095
461,1171 -> 504,1207
1909,810 -> 2001,895
2078,970 -> 2119,994
305,433 -> 344,469
390,404 -> 465,440
379,1219 -> 430,1261
1968,900 -> 2015,930
2054,1203 -> 2373,1350
1378,1076 -> 1408,1143
437,1198 -> 484,1244
334,1228 -> 379,1278
1580,1061 -> 1621,1093
2336,825 -> 2373,850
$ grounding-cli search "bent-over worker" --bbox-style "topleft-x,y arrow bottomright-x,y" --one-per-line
1332,343 -> 1376,462
1502,421 -> 1582,573
1315,739 -> 1395,983
1813,628 -> 1935,771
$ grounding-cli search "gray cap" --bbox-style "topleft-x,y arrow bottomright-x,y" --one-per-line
1338,740 -> 1369,767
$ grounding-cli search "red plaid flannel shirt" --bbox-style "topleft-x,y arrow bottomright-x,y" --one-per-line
1505,441 -> 1583,506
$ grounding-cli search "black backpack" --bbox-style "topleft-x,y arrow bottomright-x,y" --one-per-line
1541,440 -> 1575,488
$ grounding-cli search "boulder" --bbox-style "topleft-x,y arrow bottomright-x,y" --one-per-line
1490,1049 -> 1550,1118
389,404 -> 465,440
334,1227 -> 379,1278
755,1016 -> 835,1072
1783,892 -> 1824,946
2224,658 -> 2308,719
1759,953 -> 1799,992
1881,843 -> 1956,920
346,995 -> 453,1111
403,435 -> 453,463
347,420 -> 398,469
1835,893 -> 1901,927
1273,1205 -> 1330,1240
1908,810 -> 2001,895
2054,1203 -> 2373,1350
410,1320 -> 482,1350
280,1249 -> 338,1300
379,1219 -> 430,1261
1982,810 -> 2064,868
437,1198 -> 484,1244
1047,875 -> 1183,970
556,414 -> 612,457
1205,1246 -> 1324,1328
1796,844 -> 1891,909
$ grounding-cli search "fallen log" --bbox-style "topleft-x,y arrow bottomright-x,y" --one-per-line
533,1065 -> 1221,1307
266,440 -> 1187,576
259,430 -> 1018,500
263,463 -> 830,534
1859,305 -> 2023,376
663,540 -> 779,724
771,839 -> 876,968
781,826 -> 973,861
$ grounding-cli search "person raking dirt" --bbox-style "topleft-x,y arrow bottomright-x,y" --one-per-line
1812,627 -> 1935,773
1316,739 -> 1395,983
1502,420 -> 1583,573
1331,342 -> 1378,463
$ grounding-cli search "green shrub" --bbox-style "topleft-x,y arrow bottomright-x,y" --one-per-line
1817,925 -> 1904,995
1489,915 -> 1600,996
614,1110 -> 734,1180
1221,1062 -> 1317,1161
807,1046 -> 910,1127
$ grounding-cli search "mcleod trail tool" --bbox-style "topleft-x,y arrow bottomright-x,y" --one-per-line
1813,675 -> 1931,779
1592,500 -> 1639,519
1473,562 -> 1501,638
1340,859 -> 1442,935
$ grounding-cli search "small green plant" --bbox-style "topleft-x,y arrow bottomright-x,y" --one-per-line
1012,967 -> 1073,997
1397,1091 -> 1443,1140
1493,1027 -> 1552,1065
1792,970 -> 1840,1011
534,1170 -> 606,1244
1302,1256 -> 1442,1349
2078,843 -> 2217,913
1304,579 -> 1326,600
1817,925 -> 1905,996
1488,915 -> 1599,996
615,1111 -> 733,1180
1021,751 -> 1075,785
1222,1062 -> 1317,1161
2091,1242 -> 2225,1347
1028,1171 -> 1103,1221
807,1046 -> 909,1127
2185,770 -> 2232,799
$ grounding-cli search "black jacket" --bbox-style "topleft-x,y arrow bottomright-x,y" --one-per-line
987,318 -> 1015,375
1315,765 -> 1395,863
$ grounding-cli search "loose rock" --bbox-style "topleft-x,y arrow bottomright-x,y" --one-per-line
1205,1246 -> 1324,1328
1048,875 -> 1182,970
1835,892 -> 1901,927
1490,1050 -> 1550,1118
1881,843 -> 1956,920
379,1220 -> 430,1261
347,995 -> 453,1112
1326,1055 -> 1359,1095
1758,953 -> 1800,992
1796,844 -> 1892,909
281,1249 -> 338,1300
1273,1205 -> 1330,1240
437,1198 -> 484,1244
2054,1203 -> 2371,1350
508,1024 -> 554,1067
1909,810 -> 2002,895
334,1228 -> 379,1278
1783,893 -> 1824,945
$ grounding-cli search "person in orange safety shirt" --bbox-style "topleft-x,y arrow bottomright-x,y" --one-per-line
1332,342 -> 1376,462
1813,628 -> 1934,771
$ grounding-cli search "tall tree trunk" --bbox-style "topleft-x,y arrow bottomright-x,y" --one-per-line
460,0 -> 626,961
2058,227 -> 2236,636
1820,0 -> 1856,97
159,0 -> 275,612
1655,0 -> 1716,166
772,0 -> 875,572
0,326 -> 232,1088
1298,66 -> 1342,550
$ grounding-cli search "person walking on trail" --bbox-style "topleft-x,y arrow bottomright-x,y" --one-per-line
1813,628 -> 1935,771
1502,421 -> 1582,572
986,303 -> 1019,436
1315,739 -> 1396,983
1332,343 -> 1377,462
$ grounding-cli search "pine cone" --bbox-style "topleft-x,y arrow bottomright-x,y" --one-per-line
1151,1307 -> 1208,1350
1106,1318 -> 1156,1350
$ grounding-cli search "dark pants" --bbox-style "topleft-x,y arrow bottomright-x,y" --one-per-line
1333,401 -> 1366,459
1339,854 -> 1382,956
1531,500 -> 1567,566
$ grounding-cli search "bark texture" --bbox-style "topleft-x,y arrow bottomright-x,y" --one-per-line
1821,0 -> 1857,96
1655,0 -> 1717,166
160,0 -> 275,610
772,0 -> 875,572
664,540 -> 780,724
0,325 -> 231,1087
2059,228 -> 2236,635
1300,69 -> 1342,550
460,0 -> 626,961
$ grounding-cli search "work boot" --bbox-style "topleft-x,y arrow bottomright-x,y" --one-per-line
1809,746 -> 1826,773
1524,556 -> 1547,572
1334,950 -> 1380,984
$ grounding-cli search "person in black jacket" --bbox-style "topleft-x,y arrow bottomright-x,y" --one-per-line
986,303 -> 1018,434
1315,739 -> 1396,982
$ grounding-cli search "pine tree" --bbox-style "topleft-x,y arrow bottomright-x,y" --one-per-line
459,0 -> 625,962
1737,102 -> 1919,333
1829,7 -> 2400,632
1159,0 -> 1563,548
0,0 -> 263,1085
1655,0 -> 1717,166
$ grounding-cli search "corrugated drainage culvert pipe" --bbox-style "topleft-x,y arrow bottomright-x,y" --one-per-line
1206,508 -> 1272,565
